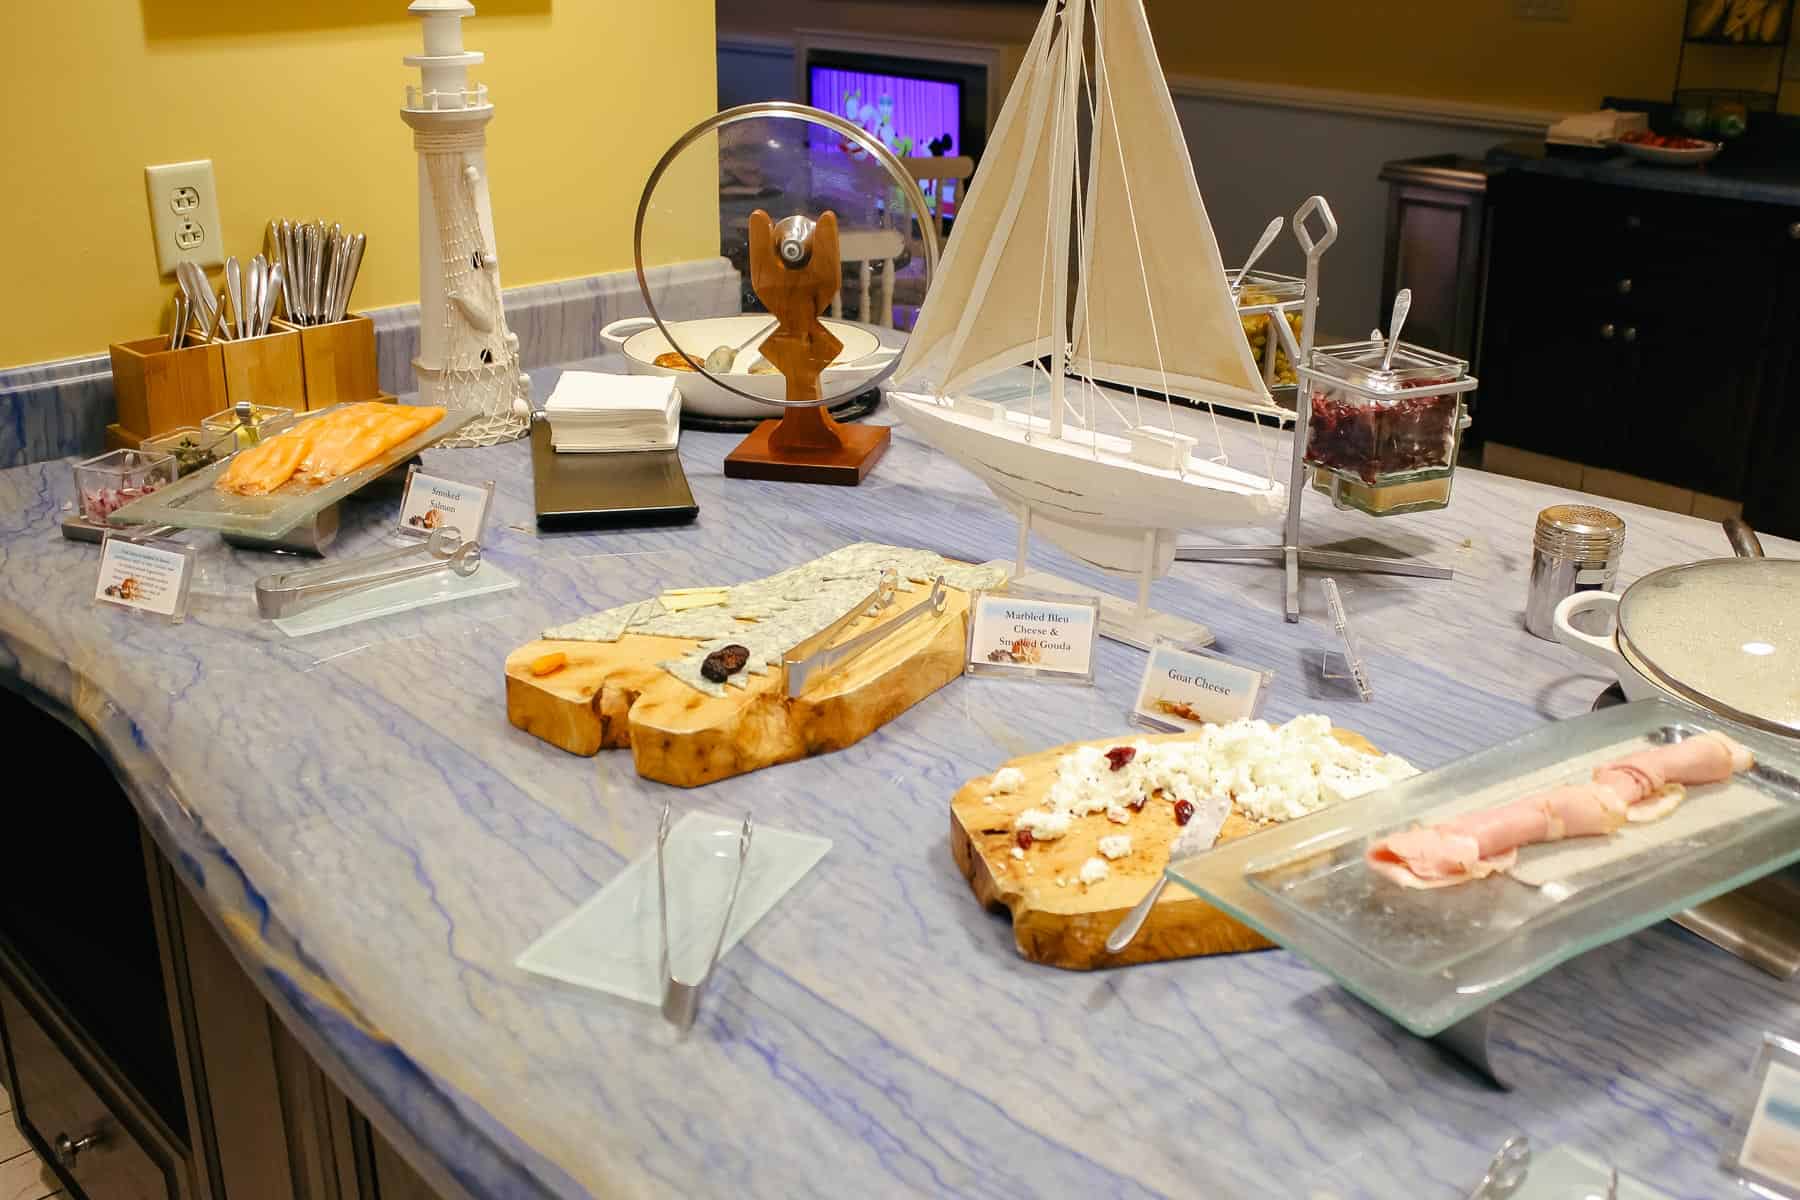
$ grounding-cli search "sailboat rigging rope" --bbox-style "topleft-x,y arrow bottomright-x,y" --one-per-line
1091,0 -> 1235,475
1072,15 -> 1137,451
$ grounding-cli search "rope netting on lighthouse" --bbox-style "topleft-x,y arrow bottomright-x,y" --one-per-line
423,146 -> 529,447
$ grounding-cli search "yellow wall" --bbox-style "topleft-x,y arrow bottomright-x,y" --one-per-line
3,0 -> 719,368
724,0 -> 1795,114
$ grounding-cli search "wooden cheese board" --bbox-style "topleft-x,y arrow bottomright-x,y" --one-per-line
506,583 -> 974,787
950,727 -> 1379,969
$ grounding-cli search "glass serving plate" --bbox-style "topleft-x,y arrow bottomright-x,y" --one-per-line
1167,700 -> 1800,1036
109,404 -> 476,540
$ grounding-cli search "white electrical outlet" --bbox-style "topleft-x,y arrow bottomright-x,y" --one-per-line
145,160 -> 225,275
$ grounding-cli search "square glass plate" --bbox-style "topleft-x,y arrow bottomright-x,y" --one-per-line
515,812 -> 830,1007
108,404 -> 476,539
1167,700 -> 1800,1035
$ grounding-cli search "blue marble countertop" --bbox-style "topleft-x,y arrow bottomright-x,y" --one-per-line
1488,140 -> 1800,207
2,358 -> 1795,1199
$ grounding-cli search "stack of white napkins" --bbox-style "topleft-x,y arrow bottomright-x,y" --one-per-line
1546,109 -> 1647,148
544,372 -> 680,452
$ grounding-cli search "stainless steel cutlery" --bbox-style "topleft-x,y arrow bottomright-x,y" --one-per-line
268,217 -> 366,326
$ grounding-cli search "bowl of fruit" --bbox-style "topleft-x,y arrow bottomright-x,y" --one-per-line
1614,129 -> 1722,166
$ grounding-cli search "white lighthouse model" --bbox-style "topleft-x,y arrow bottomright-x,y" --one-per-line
400,0 -> 530,446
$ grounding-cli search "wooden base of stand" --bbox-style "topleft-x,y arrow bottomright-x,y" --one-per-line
723,411 -> 890,486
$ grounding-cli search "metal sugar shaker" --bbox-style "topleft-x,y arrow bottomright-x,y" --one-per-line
1525,504 -> 1625,641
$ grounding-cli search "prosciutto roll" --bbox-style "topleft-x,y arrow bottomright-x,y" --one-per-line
1368,732 -> 1752,889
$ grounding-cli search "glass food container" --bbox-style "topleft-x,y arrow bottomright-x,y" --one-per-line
1302,338 -> 1476,517
1234,270 -> 1306,395
201,404 -> 296,449
141,425 -> 235,478
72,448 -> 176,524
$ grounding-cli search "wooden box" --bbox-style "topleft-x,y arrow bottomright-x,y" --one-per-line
220,328 -> 307,415
286,315 -> 381,411
109,337 -> 228,439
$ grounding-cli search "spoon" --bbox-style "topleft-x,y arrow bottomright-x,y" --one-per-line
1379,287 -> 1412,373
1104,876 -> 1166,955
705,318 -> 779,374
225,256 -> 245,341
1232,216 -> 1284,290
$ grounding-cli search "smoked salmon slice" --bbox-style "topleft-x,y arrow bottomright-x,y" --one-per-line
216,424 -> 318,495
214,404 -> 444,495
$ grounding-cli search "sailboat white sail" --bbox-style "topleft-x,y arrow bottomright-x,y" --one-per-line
888,0 -> 1288,589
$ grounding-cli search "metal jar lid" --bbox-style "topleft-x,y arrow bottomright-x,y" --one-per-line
1535,504 -> 1625,560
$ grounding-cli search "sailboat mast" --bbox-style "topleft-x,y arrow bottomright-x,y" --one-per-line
1046,0 -> 1085,440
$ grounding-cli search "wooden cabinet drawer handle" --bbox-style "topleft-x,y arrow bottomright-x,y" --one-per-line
1622,326 -> 1638,343
1600,323 -> 1616,340
1617,278 -> 1633,294
55,1129 -> 105,1168
1790,222 -> 1800,240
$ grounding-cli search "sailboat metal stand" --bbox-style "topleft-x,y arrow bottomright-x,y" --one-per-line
1175,196 -> 1458,623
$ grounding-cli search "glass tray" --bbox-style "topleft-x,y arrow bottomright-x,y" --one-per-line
108,404 -> 476,540
1167,700 -> 1800,1036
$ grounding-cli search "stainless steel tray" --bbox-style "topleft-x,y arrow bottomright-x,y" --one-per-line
1167,700 -> 1800,1036
109,404 -> 474,540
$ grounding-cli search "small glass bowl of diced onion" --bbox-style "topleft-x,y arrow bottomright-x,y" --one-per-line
72,448 -> 176,524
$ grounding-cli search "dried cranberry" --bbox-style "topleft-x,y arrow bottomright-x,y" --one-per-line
1173,799 -> 1195,826
701,643 -> 751,683
1015,829 -> 1033,850
1104,746 -> 1136,771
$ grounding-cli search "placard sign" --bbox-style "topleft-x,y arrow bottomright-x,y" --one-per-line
397,466 -> 494,540
964,590 -> 1098,684
1131,640 -> 1270,731
1725,1032 -> 1800,1199
94,532 -> 194,621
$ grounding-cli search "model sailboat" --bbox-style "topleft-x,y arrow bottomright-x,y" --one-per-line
888,0 -> 1289,625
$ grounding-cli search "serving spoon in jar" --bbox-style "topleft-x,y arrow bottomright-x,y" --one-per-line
1378,287 -> 1412,373
1231,216 -> 1284,291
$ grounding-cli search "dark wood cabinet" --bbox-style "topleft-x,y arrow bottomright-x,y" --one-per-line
1478,169 -> 1799,533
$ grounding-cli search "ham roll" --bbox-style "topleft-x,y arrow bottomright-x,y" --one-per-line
1368,732 -> 1753,889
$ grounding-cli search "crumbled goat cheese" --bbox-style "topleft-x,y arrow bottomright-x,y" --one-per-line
1098,835 -> 1131,860
1012,808 -> 1072,841
1106,804 -> 1132,825
1033,716 -> 1414,829
1010,846 -> 1025,860
991,766 -> 1026,794
1079,857 -> 1109,885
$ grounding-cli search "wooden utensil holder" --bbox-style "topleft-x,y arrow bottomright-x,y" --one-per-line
220,328 -> 307,415
109,336 -> 228,441
278,315 -> 381,411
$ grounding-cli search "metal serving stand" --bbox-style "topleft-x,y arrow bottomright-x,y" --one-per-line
1176,196 -> 1478,623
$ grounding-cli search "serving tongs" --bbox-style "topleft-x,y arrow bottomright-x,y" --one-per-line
782,569 -> 948,698
254,526 -> 481,618
657,803 -> 753,1030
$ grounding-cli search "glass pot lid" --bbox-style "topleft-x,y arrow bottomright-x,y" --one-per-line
1616,557 -> 1800,734
633,101 -> 940,410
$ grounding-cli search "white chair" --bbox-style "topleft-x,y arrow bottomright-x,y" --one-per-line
832,227 -> 907,328
903,155 -> 974,246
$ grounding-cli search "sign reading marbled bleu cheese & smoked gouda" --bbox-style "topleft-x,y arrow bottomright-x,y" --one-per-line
964,591 -> 1098,683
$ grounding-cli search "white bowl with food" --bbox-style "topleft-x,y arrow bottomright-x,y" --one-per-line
599,314 -> 895,419
1613,133 -> 1722,166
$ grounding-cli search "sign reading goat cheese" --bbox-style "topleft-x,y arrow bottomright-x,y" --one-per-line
1132,641 -> 1270,730
397,466 -> 494,540
965,591 -> 1098,682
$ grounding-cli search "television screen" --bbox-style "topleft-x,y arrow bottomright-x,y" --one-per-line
808,66 -> 963,161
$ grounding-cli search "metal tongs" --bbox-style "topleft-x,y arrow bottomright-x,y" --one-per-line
783,569 -> 949,698
657,804 -> 753,1030
254,526 -> 481,618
